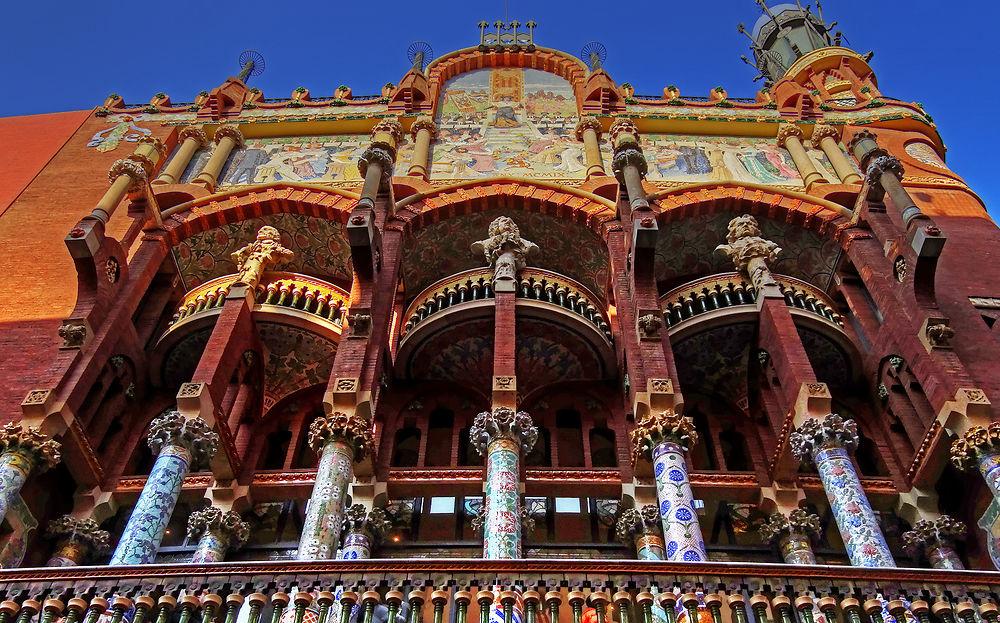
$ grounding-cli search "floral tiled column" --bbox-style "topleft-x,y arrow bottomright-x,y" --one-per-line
185,506 -> 250,563
789,413 -> 895,567
616,504 -> 666,560
296,412 -> 374,560
950,423 -> 1000,569
44,516 -> 110,566
469,407 -> 538,559
758,509 -> 822,564
0,423 -> 61,526
629,411 -> 707,562
902,515 -> 967,570
109,412 -> 218,565
339,504 -> 391,559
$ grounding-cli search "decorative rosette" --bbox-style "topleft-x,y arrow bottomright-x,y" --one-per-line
0,423 -> 61,471
147,411 -> 219,470
788,413 -> 859,461
758,508 -> 821,544
950,422 -> 1000,471
307,412 -> 375,461
469,407 -> 538,456
629,410 -> 698,466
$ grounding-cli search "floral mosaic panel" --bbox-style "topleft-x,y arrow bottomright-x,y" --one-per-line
402,209 -> 609,299
432,68 -> 586,179
258,323 -> 338,414
483,438 -> 522,559
672,322 -> 754,402
653,441 -> 707,561
171,213 -> 352,289
515,318 -> 608,394
412,319 -> 495,389
904,141 -> 948,170
297,438 -> 354,559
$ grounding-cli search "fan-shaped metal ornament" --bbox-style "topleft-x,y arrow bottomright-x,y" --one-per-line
237,50 -> 266,77
581,41 -> 607,71
407,41 -> 434,71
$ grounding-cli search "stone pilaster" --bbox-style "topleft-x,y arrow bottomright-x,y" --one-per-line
296,412 -> 374,560
44,516 -> 110,566
469,407 -> 538,559
339,504 -> 391,559
758,508 -> 821,564
790,413 -> 895,567
109,412 -> 218,565
186,506 -> 249,563
629,410 -> 706,561
615,504 -> 666,560
901,515 -> 966,570
0,423 -> 60,528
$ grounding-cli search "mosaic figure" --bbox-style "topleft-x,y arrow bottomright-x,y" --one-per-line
616,504 -> 667,560
0,423 -> 60,528
186,505 -> 250,563
758,508 -> 822,564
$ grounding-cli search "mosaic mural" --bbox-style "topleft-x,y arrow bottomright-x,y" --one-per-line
904,141 -> 948,170
515,319 -> 607,395
431,68 -> 587,178
799,327 -> 852,388
413,319 -> 495,390
172,213 -> 352,289
654,210 -> 839,288
672,323 -> 754,403
258,323 -> 338,414
402,210 -> 609,299
642,134 -> 838,186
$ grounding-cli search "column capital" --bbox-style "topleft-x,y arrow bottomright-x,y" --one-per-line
409,116 -> 438,140
865,154 -> 905,186
147,411 -> 219,470
213,124 -> 244,147
108,158 -> 149,191
847,129 -> 879,153
471,216 -> 539,282
950,422 -> 1000,470
358,146 -> 396,182
611,148 -> 648,182
715,215 -> 782,289
629,409 -> 698,465
608,117 -> 640,148
469,407 -> 538,455
186,506 -> 250,549
371,118 -> 404,145
136,136 -> 166,159
575,116 -> 603,142
614,504 -> 660,544
901,515 -> 966,556
789,413 -> 859,461
810,124 -> 840,149
775,123 -> 803,147
758,508 -> 821,544
307,412 -> 374,460
45,516 -> 110,554
179,126 -> 209,148
231,225 -> 294,289
0,423 -> 61,471
342,504 -> 392,542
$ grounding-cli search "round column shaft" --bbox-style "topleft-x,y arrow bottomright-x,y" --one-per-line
110,412 -> 218,565
193,125 -> 244,190
616,504 -> 666,560
609,118 -> 649,210
339,504 -> 390,559
758,509 -> 821,564
575,117 -> 605,178
186,506 -> 249,563
405,117 -> 437,179
777,124 -> 824,188
154,127 -> 208,185
0,424 -> 60,528
811,126 -> 861,184
296,413 -> 374,560
358,118 -> 402,209
790,413 -> 895,567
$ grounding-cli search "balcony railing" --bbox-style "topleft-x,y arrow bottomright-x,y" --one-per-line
401,268 -> 612,341
169,272 -> 350,328
660,273 -> 843,330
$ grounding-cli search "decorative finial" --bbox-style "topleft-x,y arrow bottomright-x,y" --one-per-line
236,50 -> 266,84
407,41 -> 434,72
581,41 -> 607,72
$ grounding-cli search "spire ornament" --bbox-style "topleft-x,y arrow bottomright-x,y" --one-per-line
716,215 -> 782,290
231,226 -> 294,289
471,217 -> 539,286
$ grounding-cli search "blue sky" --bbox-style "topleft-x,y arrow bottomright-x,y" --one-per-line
2,0 -> 996,216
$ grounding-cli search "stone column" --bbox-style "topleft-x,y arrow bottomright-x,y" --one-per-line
609,118 -> 649,211
811,125 -> 862,184
296,412 -> 374,560
0,424 -> 60,527
469,407 -> 538,559
615,504 -> 666,560
185,506 -> 250,563
575,117 -> 605,178
758,509 -> 821,564
339,504 -> 391,559
44,516 -> 110,566
901,515 -> 966,570
358,118 -> 403,209
192,124 -> 244,190
109,412 -> 219,565
776,124 -> 824,189
154,127 -> 208,185
629,411 -> 707,561
789,413 -> 895,567
405,117 -> 437,179
89,137 -> 163,222
848,131 -> 925,229
950,424 -> 1000,568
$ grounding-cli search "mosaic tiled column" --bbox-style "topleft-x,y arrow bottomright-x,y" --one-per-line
296,412 -> 374,560
44,515 -> 110,566
789,413 -> 895,567
615,504 -> 666,560
630,410 -> 706,562
758,508 -> 822,564
469,407 -> 538,559
0,423 -> 60,527
339,504 -> 391,559
902,515 -> 966,570
109,412 -> 218,565
185,506 -> 250,563
951,423 -> 1000,568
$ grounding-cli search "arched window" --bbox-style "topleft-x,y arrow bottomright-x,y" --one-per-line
589,427 -> 617,467
424,408 -> 454,467
392,427 -> 421,467
556,409 -> 584,467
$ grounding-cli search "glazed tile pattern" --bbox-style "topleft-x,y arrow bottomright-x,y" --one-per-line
927,544 -> 964,570
339,531 -> 372,559
814,445 -> 895,567
109,444 -> 192,565
778,533 -> 817,565
635,532 -> 666,561
296,438 -> 354,560
978,452 -> 1000,498
483,437 -> 522,559
191,531 -> 228,563
652,441 -> 707,562
0,449 -> 34,527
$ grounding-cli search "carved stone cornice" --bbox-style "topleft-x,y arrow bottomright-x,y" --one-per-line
950,422 -> 1000,471
629,410 -> 698,466
715,215 -> 781,289
231,225 -> 294,289
469,407 -> 538,456
789,413 -> 859,461
45,516 -> 110,554
471,216 -> 538,282
0,423 -> 60,471
574,117 -> 603,142
179,127 -> 209,148
147,411 -> 219,470
409,116 -> 438,140
307,412 -> 374,461
213,124 -> 244,147
615,504 -> 660,544
342,504 -> 392,542
758,509 -> 821,544
901,515 -> 966,556
186,506 -> 250,549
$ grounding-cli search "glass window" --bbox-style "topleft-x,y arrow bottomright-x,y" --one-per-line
555,497 -> 581,513
429,496 -> 456,514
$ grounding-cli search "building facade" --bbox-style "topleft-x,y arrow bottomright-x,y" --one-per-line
0,7 -> 999,623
